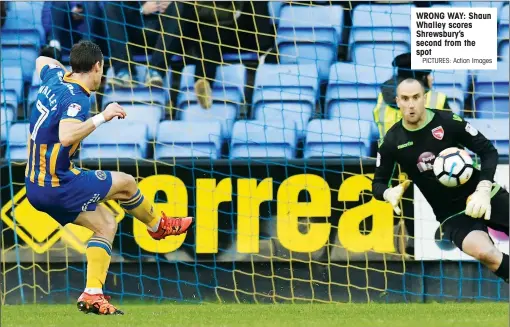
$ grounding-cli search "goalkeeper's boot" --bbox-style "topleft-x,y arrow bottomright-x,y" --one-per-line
77,292 -> 124,315
147,211 -> 193,240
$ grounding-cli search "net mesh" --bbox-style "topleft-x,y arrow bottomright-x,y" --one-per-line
0,1 -> 509,305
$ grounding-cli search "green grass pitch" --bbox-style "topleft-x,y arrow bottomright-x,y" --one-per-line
1,303 -> 508,327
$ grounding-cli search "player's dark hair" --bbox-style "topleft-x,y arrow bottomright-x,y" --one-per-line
69,40 -> 103,73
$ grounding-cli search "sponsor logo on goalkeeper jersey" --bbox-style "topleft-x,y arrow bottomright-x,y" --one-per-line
431,126 -> 444,140
417,151 -> 436,172
397,141 -> 414,150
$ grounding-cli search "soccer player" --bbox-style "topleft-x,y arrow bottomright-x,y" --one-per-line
372,77 -> 509,284
25,40 -> 193,315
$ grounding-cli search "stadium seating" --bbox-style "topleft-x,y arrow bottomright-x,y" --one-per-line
155,120 -> 223,160
251,64 -> 319,122
472,64 -> 509,118
176,64 -> 246,109
254,102 -> 312,139
499,5 -> 509,61
1,108 -> 14,143
276,5 -> 344,80
80,120 -> 148,159
1,66 -> 24,103
465,118 -> 509,156
325,62 -> 392,112
181,103 -> 237,139
6,123 -> 29,160
430,70 -> 469,114
349,4 -> 414,65
1,89 -> 18,114
122,105 -> 162,140
304,119 -> 372,158
230,120 -> 297,159
102,87 -> 168,120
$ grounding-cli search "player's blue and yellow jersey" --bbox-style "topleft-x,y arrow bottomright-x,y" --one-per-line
25,64 -> 91,187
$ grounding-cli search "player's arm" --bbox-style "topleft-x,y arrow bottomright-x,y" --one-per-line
372,139 -> 411,215
35,56 -> 67,79
448,113 -> 498,220
59,102 -> 126,147
449,114 -> 498,183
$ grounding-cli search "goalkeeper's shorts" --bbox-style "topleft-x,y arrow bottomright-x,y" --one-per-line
441,187 -> 509,250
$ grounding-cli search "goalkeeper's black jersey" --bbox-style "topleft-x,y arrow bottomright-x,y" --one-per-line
372,109 -> 499,219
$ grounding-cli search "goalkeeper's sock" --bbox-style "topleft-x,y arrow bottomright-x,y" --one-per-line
495,253 -> 509,283
85,237 -> 112,291
119,189 -> 160,231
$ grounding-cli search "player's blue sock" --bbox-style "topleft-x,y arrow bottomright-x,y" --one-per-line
495,253 -> 509,283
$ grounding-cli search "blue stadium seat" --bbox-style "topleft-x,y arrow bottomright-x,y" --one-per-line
351,43 -> 408,67
465,119 -> 509,156
1,66 -> 24,102
499,5 -> 509,61
268,1 -> 284,25
327,101 -> 376,123
1,45 -> 39,83
473,65 -> 509,118
449,1 -> 506,11
102,88 -> 168,120
1,107 -> 14,143
254,103 -> 312,139
1,89 -> 18,113
155,120 -> 223,160
80,120 -> 148,159
230,120 -> 297,159
252,64 -> 319,116
325,62 -> 392,111
349,4 -> 414,62
176,64 -> 246,109
121,105 -> 162,140
430,70 -> 470,92
304,119 -> 372,158
2,1 -> 45,43
276,5 -> 344,80
181,103 -> 237,139
6,123 -> 29,160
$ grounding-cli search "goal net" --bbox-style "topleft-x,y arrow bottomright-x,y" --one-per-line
1,1 -> 508,305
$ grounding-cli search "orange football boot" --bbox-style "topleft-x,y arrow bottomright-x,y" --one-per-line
147,212 -> 193,240
77,292 -> 124,315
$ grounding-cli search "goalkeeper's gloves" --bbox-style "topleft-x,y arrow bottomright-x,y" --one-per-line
383,180 -> 411,215
466,180 -> 492,220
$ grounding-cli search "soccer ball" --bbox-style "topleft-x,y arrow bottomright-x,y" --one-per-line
433,147 -> 474,187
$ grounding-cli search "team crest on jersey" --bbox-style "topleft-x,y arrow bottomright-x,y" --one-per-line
95,170 -> 107,181
67,103 -> 81,117
431,126 -> 444,140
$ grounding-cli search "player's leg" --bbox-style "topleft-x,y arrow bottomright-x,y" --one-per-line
449,218 -> 508,283
461,230 -> 508,283
72,206 -> 123,315
103,171 -> 193,239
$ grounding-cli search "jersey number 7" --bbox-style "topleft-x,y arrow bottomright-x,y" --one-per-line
31,100 -> 50,141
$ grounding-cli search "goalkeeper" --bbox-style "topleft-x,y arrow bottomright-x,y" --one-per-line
372,76 -> 509,283
25,41 -> 193,315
